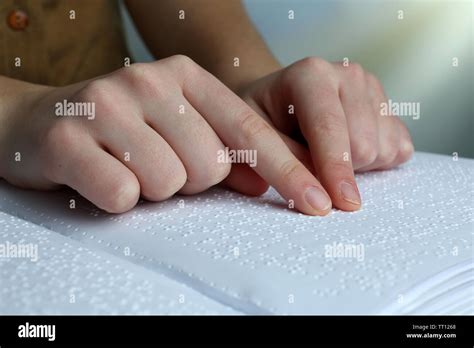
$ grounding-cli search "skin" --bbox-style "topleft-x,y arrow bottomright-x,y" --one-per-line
0,1 -> 414,215
126,0 -> 414,211
237,58 -> 414,212
124,0 -> 281,91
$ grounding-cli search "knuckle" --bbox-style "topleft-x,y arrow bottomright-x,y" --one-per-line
121,63 -> 168,99
285,57 -> 331,83
398,139 -> 415,164
171,54 -> 195,67
296,56 -> 331,73
79,79 -> 114,105
75,80 -> 122,123
237,112 -> 274,144
284,57 -> 337,91
189,161 -> 231,190
76,81 -> 121,120
105,178 -> 140,213
345,62 -> 365,80
169,54 -> 199,75
148,165 -> 187,201
126,63 -> 152,79
366,72 -> 385,94
160,54 -> 200,89
378,145 -> 399,165
280,159 -> 303,183
351,138 -> 378,166
127,62 -> 154,76
308,114 -> 346,138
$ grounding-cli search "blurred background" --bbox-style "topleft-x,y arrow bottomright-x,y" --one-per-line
120,0 -> 473,158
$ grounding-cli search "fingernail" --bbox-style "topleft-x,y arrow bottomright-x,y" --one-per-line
340,181 -> 361,205
305,187 -> 331,212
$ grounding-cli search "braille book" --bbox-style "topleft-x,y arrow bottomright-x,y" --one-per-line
1,152 -> 472,314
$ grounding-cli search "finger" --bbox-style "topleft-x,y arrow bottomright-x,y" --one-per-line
334,64 -> 379,170
181,60 -> 332,216
144,97 -> 231,195
93,115 -> 187,201
221,99 -> 310,197
220,163 -> 269,196
221,128 -> 316,196
217,97 -> 270,196
288,66 -> 361,211
357,74 -> 401,172
221,134 -> 315,197
243,96 -> 315,172
45,134 -> 140,213
242,73 -> 301,137
358,115 -> 399,172
379,119 -> 414,169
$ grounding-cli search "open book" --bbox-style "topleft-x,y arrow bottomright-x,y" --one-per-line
1,152 -> 473,314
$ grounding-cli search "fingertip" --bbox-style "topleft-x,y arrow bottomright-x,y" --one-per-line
301,186 -> 332,216
334,180 -> 362,212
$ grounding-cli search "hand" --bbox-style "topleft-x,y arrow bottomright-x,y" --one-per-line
235,57 -> 414,212
1,55 -> 337,215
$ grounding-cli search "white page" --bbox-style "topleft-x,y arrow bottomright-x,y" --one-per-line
0,152 -> 473,314
0,212 -> 238,314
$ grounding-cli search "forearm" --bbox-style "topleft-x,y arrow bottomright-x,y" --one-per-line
125,0 -> 281,91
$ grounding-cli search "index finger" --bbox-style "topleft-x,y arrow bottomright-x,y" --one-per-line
288,68 -> 362,211
182,62 -> 332,216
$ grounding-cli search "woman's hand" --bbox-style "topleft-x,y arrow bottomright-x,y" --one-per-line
235,57 -> 414,212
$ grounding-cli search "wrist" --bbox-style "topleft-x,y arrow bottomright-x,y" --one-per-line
0,77 -> 49,120
0,77 -> 51,177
